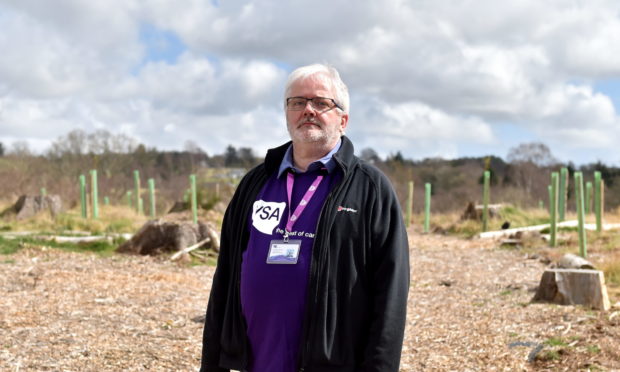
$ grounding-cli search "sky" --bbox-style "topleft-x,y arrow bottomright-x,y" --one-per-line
1,0 -> 620,166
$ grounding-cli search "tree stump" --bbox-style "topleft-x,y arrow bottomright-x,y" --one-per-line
460,202 -> 480,221
1,195 -> 63,220
532,269 -> 611,310
117,219 -> 219,256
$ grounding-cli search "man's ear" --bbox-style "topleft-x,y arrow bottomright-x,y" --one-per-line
340,113 -> 349,131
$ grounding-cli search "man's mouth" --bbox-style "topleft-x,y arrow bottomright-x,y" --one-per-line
298,119 -> 320,128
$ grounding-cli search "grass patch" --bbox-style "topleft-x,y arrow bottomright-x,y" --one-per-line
544,337 -> 568,347
586,344 -> 601,354
0,235 -> 119,256
538,350 -> 562,361
497,205 -> 550,227
592,232 -> 620,252
601,254 -> 620,287
1,205 -> 146,235
437,205 -> 553,238
557,226 -> 578,233
0,236 -> 22,255
446,219 -> 481,237
189,256 -> 218,267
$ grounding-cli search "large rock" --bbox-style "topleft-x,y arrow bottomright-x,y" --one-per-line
532,269 -> 611,310
116,219 -> 219,255
1,195 -> 63,220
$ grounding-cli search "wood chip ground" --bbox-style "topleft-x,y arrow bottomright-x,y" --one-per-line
1,230 -> 619,371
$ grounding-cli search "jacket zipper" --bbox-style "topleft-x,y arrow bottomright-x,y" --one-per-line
298,157 -> 351,370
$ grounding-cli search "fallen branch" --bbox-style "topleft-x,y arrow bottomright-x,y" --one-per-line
206,226 -> 220,253
478,220 -> 620,239
170,237 -> 211,261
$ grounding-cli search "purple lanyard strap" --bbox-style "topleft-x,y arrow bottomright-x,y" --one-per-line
285,171 -> 324,238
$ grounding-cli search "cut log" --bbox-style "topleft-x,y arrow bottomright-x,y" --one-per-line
479,220 -> 620,239
557,253 -> 595,270
532,269 -> 611,310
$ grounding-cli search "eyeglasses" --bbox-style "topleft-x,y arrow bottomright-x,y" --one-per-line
286,96 -> 343,111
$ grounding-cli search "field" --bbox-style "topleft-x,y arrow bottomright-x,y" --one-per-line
1,212 -> 620,371
0,201 -> 620,371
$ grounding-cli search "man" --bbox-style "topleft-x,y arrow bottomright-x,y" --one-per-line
201,64 -> 409,372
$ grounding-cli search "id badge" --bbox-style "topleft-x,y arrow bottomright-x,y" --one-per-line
266,240 -> 302,264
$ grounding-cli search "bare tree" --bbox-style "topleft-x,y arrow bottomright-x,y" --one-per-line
506,142 -> 557,197
506,142 -> 558,167
184,140 -> 205,155
360,147 -> 381,164
9,140 -> 32,157
48,129 -> 88,157
238,147 -> 257,168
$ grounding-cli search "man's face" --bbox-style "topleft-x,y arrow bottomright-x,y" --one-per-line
286,76 -> 348,147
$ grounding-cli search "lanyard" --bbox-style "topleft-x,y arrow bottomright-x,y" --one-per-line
284,171 -> 324,241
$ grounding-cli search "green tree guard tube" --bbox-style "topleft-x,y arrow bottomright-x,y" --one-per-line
482,170 -> 490,232
134,170 -> 141,214
547,185 -> 552,214
585,181 -> 592,215
550,172 -> 559,248
79,175 -> 87,219
90,169 -> 99,219
594,171 -> 603,232
127,191 -> 133,209
148,178 -> 156,218
558,167 -> 568,221
190,174 -> 198,224
406,181 -> 414,226
574,172 -> 587,258
424,183 -> 431,233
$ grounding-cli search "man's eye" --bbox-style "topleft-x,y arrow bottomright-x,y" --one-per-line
314,100 -> 330,108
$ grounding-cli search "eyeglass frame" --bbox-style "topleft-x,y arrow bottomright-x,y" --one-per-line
286,96 -> 344,112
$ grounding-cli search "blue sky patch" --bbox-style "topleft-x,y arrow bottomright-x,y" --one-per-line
139,22 -> 186,65
594,79 -> 620,111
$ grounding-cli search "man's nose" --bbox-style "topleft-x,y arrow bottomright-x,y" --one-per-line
302,100 -> 316,115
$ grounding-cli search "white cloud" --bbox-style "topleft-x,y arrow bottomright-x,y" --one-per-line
0,0 -> 620,164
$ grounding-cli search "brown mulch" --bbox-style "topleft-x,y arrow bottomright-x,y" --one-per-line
1,231 -> 619,371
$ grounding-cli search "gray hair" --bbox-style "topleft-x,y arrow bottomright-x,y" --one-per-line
284,64 -> 350,114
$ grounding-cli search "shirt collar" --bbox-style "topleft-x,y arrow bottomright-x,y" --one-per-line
277,138 -> 342,177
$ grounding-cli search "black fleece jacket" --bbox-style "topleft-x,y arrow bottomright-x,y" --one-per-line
200,136 -> 410,372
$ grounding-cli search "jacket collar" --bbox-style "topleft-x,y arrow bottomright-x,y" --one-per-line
264,135 -> 356,176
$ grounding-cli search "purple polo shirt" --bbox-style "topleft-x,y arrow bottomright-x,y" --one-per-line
240,143 -> 342,372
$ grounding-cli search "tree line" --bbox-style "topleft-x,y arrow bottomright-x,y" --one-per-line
1,130 -> 619,214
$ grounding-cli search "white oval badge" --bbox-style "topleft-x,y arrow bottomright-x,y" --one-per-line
252,200 -> 286,235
